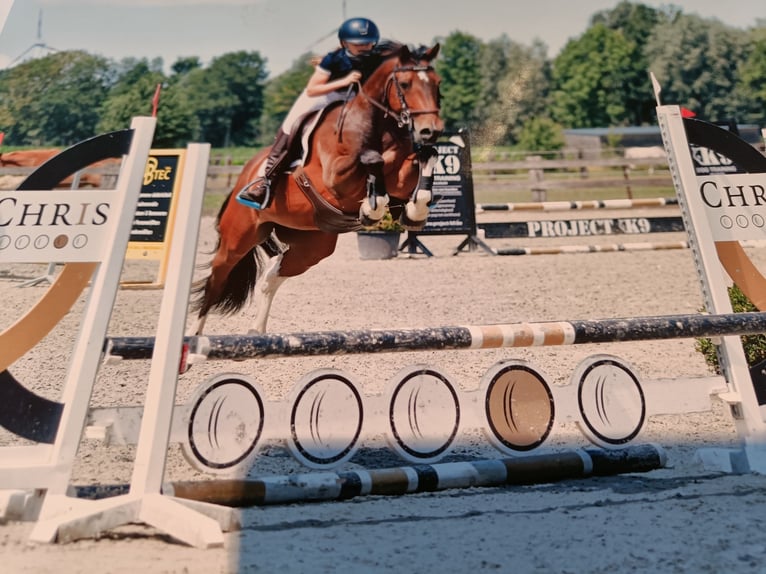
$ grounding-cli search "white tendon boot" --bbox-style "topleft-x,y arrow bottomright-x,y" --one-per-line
249,252 -> 287,334
360,192 -> 390,225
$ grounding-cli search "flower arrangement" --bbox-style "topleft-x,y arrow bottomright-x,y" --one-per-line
360,210 -> 404,233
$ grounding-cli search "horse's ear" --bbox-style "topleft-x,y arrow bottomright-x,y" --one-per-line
398,44 -> 412,62
425,43 -> 440,62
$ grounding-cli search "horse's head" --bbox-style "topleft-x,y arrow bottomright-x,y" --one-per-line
365,43 -> 443,145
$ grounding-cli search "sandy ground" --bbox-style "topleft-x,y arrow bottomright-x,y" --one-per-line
2,210 -> 766,573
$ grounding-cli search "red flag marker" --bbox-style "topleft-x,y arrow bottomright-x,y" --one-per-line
151,83 -> 162,117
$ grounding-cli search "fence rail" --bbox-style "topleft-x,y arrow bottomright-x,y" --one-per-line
0,156 -> 674,197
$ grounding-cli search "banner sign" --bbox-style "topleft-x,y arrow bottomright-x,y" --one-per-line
418,134 -> 476,236
124,149 -> 187,288
479,216 -> 684,239
0,189 -> 118,263
128,150 -> 185,252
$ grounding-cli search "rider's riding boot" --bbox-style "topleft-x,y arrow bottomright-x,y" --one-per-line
237,129 -> 291,209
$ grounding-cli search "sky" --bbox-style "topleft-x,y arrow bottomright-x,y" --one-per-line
0,0 -> 764,77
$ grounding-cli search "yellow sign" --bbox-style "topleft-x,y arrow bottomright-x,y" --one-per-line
124,149 -> 186,288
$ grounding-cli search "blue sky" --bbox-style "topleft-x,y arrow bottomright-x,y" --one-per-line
0,0 -> 764,77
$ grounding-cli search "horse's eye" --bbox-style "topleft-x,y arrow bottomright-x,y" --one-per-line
400,81 -> 411,90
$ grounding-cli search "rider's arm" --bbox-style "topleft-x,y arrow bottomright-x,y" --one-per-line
306,67 -> 361,97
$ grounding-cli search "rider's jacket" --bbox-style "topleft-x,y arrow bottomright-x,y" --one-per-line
317,48 -> 384,90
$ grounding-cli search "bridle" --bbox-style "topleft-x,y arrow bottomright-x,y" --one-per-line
358,64 -> 441,129
335,58 -> 441,145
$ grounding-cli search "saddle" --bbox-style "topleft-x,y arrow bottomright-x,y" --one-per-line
284,102 -> 367,234
281,101 -> 345,174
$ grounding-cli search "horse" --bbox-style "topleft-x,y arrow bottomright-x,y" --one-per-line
0,149 -> 111,188
191,42 -> 443,334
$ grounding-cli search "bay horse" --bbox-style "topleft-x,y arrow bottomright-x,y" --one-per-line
0,149 -> 110,188
192,42 -> 443,334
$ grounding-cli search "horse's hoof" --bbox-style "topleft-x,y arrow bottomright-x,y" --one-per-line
399,213 -> 427,231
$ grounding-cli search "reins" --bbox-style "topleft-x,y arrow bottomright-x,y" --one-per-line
360,65 -> 440,128
336,63 -> 440,140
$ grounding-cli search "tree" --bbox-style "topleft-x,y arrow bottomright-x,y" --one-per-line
171,56 -> 202,76
182,51 -> 268,147
260,53 -> 315,144
0,50 -> 112,145
735,28 -> 766,125
590,1 -> 663,124
516,117 -> 565,151
97,58 -> 197,147
434,32 -> 484,134
476,37 -> 552,146
550,23 -> 635,128
645,14 -> 750,121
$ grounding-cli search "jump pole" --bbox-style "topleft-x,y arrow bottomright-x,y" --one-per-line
476,197 -> 678,213
75,444 -> 665,508
492,240 -> 690,256
104,311 -> 766,362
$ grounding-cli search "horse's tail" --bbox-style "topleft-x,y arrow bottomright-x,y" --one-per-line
190,192 -> 279,317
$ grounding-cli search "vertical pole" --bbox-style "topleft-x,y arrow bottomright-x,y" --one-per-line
130,143 -> 211,494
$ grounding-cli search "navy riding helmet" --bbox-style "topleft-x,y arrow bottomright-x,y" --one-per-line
338,17 -> 380,45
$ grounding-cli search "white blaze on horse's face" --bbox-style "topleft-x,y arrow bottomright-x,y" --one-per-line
418,70 -> 429,83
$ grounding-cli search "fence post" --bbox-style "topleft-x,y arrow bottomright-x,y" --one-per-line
527,155 -> 546,202
623,164 -> 633,199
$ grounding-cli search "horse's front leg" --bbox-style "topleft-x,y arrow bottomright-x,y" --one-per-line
357,150 -> 389,226
400,146 -> 438,230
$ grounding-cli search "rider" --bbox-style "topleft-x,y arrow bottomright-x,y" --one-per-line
237,17 -> 383,210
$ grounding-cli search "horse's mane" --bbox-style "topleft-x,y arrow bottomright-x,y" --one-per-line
373,40 -> 433,61
374,40 -> 403,59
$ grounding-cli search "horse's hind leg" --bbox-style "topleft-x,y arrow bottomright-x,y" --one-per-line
250,228 -> 338,332
191,199 -> 271,335
248,247 -> 288,334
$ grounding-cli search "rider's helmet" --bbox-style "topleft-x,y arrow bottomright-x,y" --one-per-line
338,17 -> 380,46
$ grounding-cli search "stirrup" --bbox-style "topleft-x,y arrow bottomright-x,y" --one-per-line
236,178 -> 271,210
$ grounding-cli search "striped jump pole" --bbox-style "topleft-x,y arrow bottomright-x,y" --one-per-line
493,240 -> 690,256
104,311 -> 766,362
75,444 -> 665,508
476,197 -> 678,213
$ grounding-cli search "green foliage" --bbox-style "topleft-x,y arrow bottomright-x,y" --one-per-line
260,53 -> 315,143
515,117 -> 565,151
360,210 -> 404,232
736,30 -> 766,124
590,1 -> 663,125
435,32 -> 484,133
0,4 -> 765,149
695,284 -> 766,373
97,57 -> 198,147
646,14 -> 751,121
473,37 -> 552,147
0,51 -> 112,145
550,23 -> 635,127
183,51 -> 268,147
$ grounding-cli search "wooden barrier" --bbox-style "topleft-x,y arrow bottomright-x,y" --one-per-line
476,197 -> 678,212
104,311 -> 766,361
74,444 -> 666,508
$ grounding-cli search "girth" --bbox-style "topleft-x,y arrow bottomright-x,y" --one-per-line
292,166 -> 363,233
